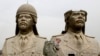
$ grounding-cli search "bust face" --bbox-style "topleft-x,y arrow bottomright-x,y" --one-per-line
17,13 -> 34,30
68,11 -> 86,28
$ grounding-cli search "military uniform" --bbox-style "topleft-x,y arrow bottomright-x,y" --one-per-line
51,30 -> 100,56
2,32 -> 47,56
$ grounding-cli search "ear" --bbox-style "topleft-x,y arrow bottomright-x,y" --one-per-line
31,14 -> 37,24
66,18 -> 70,24
16,15 -> 18,23
64,10 -> 72,22
34,17 -> 37,24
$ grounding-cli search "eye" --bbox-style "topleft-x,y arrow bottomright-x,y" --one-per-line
81,13 -> 85,16
18,16 -> 23,19
25,16 -> 32,19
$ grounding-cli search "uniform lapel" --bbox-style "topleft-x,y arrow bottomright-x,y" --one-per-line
11,35 -> 37,54
25,35 -> 37,51
63,33 -> 79,52
64,33 -> 91,52
81,35 -> 91,52
11,36 -> 21,52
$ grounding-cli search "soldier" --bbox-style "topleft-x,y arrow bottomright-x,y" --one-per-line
2,4 -> 47,56
44,10 -> 100,56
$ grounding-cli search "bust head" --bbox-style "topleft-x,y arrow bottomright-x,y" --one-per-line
62,10 -> 87,34
15,4 -> 38,35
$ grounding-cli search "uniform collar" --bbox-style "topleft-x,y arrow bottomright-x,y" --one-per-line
17,31 -> 36,39
63,30 -> 91,52
66,29 -> 90,43
67,29 -> 84,38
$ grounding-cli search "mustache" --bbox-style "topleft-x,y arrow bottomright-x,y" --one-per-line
76,20 -> 85,23
19,22 -> 27,25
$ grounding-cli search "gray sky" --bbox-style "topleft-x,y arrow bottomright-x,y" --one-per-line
0,0 -> 100,49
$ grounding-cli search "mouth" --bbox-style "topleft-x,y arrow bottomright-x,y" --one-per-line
20,22 -> 27,26
76,20 -> 84,23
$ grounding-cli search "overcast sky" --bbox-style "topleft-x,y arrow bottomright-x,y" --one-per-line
0,0 -> 100,49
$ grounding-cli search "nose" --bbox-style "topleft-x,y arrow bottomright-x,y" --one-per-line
77,14 -> 85,22
79,13 -> 83,16
78,16 -> 83,19
78,14 -> 84,19
21,16 -> 26,21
